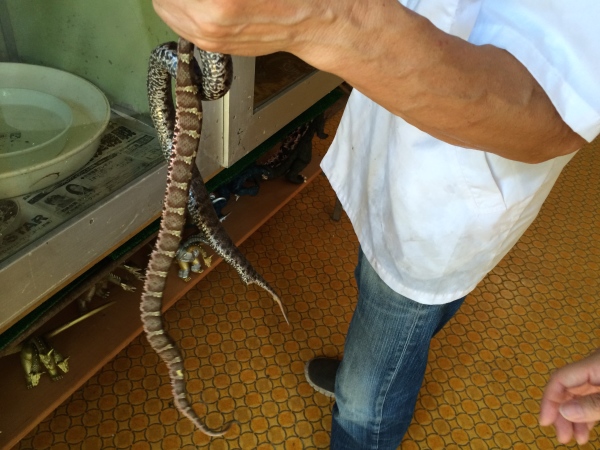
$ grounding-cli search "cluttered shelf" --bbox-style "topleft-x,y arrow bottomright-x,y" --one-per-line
0,112 -> 168,335
0,148 -> 326,449
0,84 -> 343,336
0,75 -> 345,447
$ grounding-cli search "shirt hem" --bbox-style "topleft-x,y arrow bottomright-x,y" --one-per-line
321,161 -> 482,305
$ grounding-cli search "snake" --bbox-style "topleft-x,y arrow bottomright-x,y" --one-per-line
260,121 -> 313,170
259,114 -> 328,183
141,38 -> 288,437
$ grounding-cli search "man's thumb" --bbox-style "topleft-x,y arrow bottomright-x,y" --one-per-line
560,394 -> 600,422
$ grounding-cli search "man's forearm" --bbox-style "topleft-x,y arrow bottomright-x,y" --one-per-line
294,2 -> 586,163
152,0 -> 587,163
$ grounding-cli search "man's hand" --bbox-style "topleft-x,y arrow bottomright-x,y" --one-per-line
151,0 -> 339,61
539,349 -> 600,445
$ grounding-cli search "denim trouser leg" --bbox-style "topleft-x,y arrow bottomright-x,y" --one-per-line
331,249 -> 465,450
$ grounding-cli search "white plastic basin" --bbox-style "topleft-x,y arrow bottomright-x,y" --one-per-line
0,63 -> 110,199
0,88 -> 73,171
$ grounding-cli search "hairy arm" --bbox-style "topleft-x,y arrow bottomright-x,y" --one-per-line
153,0 -> 587,163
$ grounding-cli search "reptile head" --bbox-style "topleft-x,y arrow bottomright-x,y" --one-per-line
57,357 -> 70,373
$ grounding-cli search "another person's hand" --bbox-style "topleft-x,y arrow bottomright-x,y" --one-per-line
539,348 -> 600,445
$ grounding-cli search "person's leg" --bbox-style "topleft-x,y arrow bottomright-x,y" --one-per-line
330,249 -> 464,450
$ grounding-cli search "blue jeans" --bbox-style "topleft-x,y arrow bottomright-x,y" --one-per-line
331,249 -> 465,449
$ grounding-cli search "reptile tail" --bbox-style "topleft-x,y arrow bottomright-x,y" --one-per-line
149,40 -> 288,325
142,38 -> 234,437
188,173 -> 290,324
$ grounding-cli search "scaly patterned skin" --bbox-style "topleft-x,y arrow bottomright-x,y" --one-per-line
148,42 -> 178,160
261,122 -> 311,170
143,39 -> 288,437
147,41 -> 288,324
186,169 -> 288,321
142,38 -> 233,437
259,114 -> 327,183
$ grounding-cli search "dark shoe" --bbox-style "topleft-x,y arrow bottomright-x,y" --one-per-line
304,358 -> 339,398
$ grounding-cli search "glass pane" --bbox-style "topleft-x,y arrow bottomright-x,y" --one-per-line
254,52 -> 317,109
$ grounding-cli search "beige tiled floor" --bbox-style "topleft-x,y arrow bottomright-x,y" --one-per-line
14,104 -> 600,449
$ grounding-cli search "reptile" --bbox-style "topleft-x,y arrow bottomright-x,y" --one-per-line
175,233 -> 213,281
260,114 -> 328,184
142,39 -> 288,436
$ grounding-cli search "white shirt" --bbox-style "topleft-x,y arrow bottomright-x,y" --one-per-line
321,0 -> 600,304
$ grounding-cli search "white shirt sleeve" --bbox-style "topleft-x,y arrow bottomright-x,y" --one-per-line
469,0 -> 600,142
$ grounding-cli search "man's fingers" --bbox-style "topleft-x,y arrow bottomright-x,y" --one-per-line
560,393 -> 600,423
573,421 -> 592,445
539,382 -> 572,426
554,414 -> 575,444
539,398 -> 560,426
